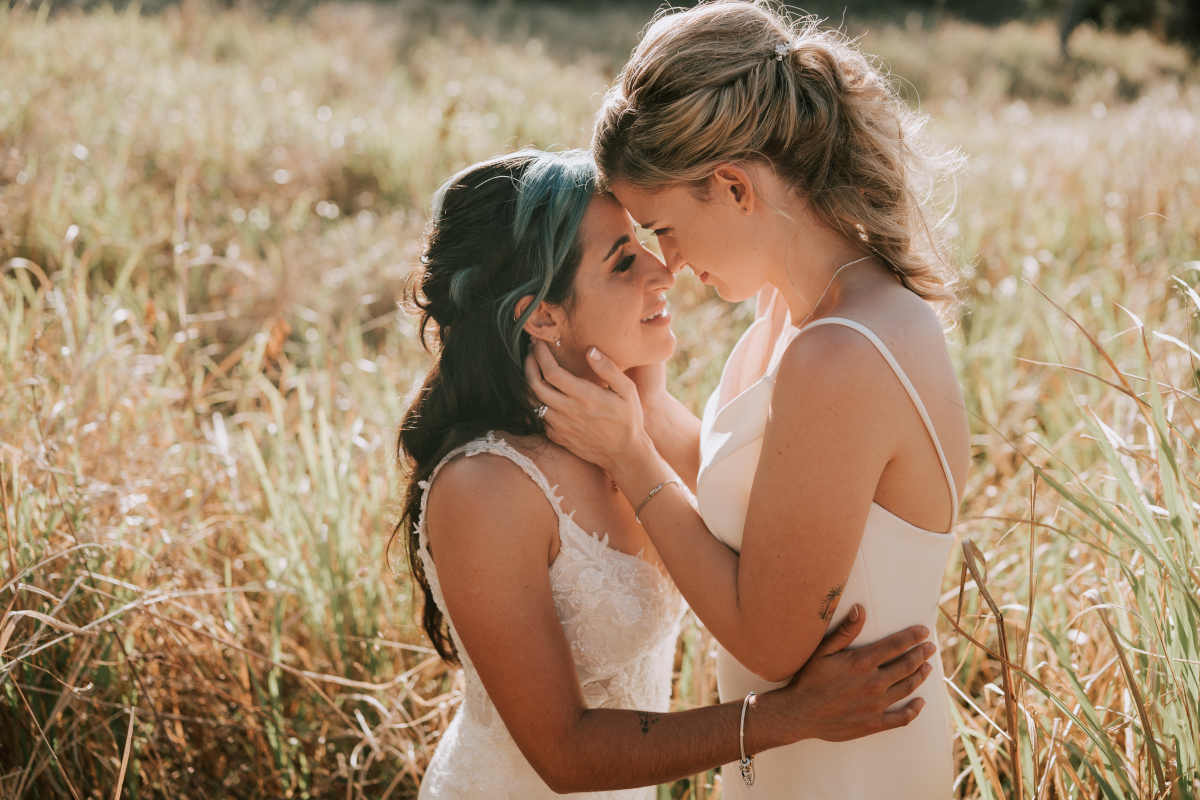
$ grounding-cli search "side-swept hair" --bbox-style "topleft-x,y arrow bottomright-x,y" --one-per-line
395,150 -> 597,662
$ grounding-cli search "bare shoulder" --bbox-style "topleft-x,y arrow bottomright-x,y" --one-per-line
771,283 -> 954,428
775,319 -> 890,390
783,284 -> 948,374
424,449 -> 559,560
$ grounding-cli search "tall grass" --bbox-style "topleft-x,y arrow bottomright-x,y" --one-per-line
1,1 -> 1198,797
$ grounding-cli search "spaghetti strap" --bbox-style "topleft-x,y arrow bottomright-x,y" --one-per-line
780,316 -> 959,529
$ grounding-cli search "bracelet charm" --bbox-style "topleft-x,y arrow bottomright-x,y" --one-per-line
739,690 -> 759,786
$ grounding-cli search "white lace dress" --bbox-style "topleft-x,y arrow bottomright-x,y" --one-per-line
416,433 -> 686,799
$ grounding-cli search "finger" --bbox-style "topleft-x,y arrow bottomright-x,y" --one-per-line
877,641 -> 937,686
585,347 -> 638,401
812,604 -> 864,657
534,341 -> 594,400
524,347 -> 567,407
877,697 -> 925,732
856,624 -> 930,668
883,661 -> 933,706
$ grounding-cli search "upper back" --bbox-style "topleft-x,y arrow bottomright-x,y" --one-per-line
791,281 -> 968,532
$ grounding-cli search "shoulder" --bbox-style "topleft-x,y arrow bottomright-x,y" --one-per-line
775,320 -> 885,391
424,445 -> 559,558
778,289 -> 944,386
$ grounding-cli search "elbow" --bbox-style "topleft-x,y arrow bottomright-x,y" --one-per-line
538,763 -> 597,795
755,665 -> 796,684
524,724 -> 590,794
737,638 -> 822,685
527,750 -> 578,794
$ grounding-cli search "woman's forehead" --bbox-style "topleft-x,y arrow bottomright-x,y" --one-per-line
580,193 -> 630,248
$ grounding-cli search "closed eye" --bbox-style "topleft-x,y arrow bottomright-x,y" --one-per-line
614,254 -> 635,273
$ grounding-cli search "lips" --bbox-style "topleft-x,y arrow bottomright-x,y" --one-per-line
641,305 -> 669,323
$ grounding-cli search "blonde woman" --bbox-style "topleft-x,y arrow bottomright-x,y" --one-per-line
526,2 -> 968,797
402,150 -> 937,798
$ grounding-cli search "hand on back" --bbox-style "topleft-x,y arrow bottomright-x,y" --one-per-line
778,605 -> 935,742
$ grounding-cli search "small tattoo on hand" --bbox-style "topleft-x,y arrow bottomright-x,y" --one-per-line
819,584 -> 844,622
637,711 -> 660,735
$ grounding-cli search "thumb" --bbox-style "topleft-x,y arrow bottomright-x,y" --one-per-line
586,347 -> 636,399
812,604 -> 865,657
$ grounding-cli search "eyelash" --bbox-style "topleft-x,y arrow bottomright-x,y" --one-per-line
614,254 -> 636,273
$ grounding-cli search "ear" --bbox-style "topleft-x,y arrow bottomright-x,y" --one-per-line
514,294 -> 565,345
710,164 -> 757,215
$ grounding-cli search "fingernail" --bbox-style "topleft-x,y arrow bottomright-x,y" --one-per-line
588,347 -> 601,360
849,605 -> 861,622
919,626 -> 930,638
924,643 -> 937,656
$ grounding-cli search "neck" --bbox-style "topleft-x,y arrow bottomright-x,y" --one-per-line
767,217 -> 879,325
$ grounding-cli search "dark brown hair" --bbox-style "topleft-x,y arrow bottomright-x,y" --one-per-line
395,150 -> 596,662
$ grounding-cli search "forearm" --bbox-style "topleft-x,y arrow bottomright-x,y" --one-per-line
550,694 -> 793,792
641,392 -> 702,492
614,446 -> 810,679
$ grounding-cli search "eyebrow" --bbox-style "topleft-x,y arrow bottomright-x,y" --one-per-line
603,234 -> 630,262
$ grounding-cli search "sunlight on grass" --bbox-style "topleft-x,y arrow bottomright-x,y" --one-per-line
1,2 -> 1198,797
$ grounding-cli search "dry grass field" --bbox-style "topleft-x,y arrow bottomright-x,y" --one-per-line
1,1 -> 1198,797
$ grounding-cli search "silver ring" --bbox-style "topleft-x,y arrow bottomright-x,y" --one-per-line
534,404 -> 548,419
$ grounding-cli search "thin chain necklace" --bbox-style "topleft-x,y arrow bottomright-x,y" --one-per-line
793,255 -> 874,329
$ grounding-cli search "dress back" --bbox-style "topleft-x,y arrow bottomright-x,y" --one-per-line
697,315 -> 957,799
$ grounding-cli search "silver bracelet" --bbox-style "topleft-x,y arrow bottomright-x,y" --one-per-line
633,479 -> 679,523
739,690 -> 759,786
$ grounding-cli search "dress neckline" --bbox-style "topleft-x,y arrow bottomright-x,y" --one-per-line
479,433 -> 673,580
709,312 -> 796,422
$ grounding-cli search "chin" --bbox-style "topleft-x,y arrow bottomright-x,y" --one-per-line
714,285 -> 756,304
626,335 -> 676,369
706,275 -> 755,304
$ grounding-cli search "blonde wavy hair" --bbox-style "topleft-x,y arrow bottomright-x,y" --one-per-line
593,0 -> 959,303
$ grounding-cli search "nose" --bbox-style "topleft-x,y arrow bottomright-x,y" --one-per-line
659,240 -> 687,275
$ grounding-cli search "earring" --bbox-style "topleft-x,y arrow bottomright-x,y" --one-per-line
554,338 -> 562,348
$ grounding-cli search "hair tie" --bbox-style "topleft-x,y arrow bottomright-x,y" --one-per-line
773,40 -> 799,61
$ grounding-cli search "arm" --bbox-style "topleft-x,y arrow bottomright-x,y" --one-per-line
527,330 -> 899,683
641,387 -> 701,492
426,451 -> 931,792
628,286 -> 785,491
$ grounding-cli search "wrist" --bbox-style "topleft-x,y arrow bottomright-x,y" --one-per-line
749,689 -> 808,751
610,435 -> 671,502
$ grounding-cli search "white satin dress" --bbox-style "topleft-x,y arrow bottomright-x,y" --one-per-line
416,433 -> 686,799
696,307 -> 957,799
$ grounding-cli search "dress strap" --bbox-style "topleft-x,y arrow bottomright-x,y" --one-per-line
783,317 -> 959,529
418,433 -> 567,544
412,433 -> 567,670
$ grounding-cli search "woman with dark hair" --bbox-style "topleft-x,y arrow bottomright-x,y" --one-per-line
399,149 -> 935,798
525,2 -> 969,797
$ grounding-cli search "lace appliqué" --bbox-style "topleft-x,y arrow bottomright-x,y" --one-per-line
415,433 -> 685,799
